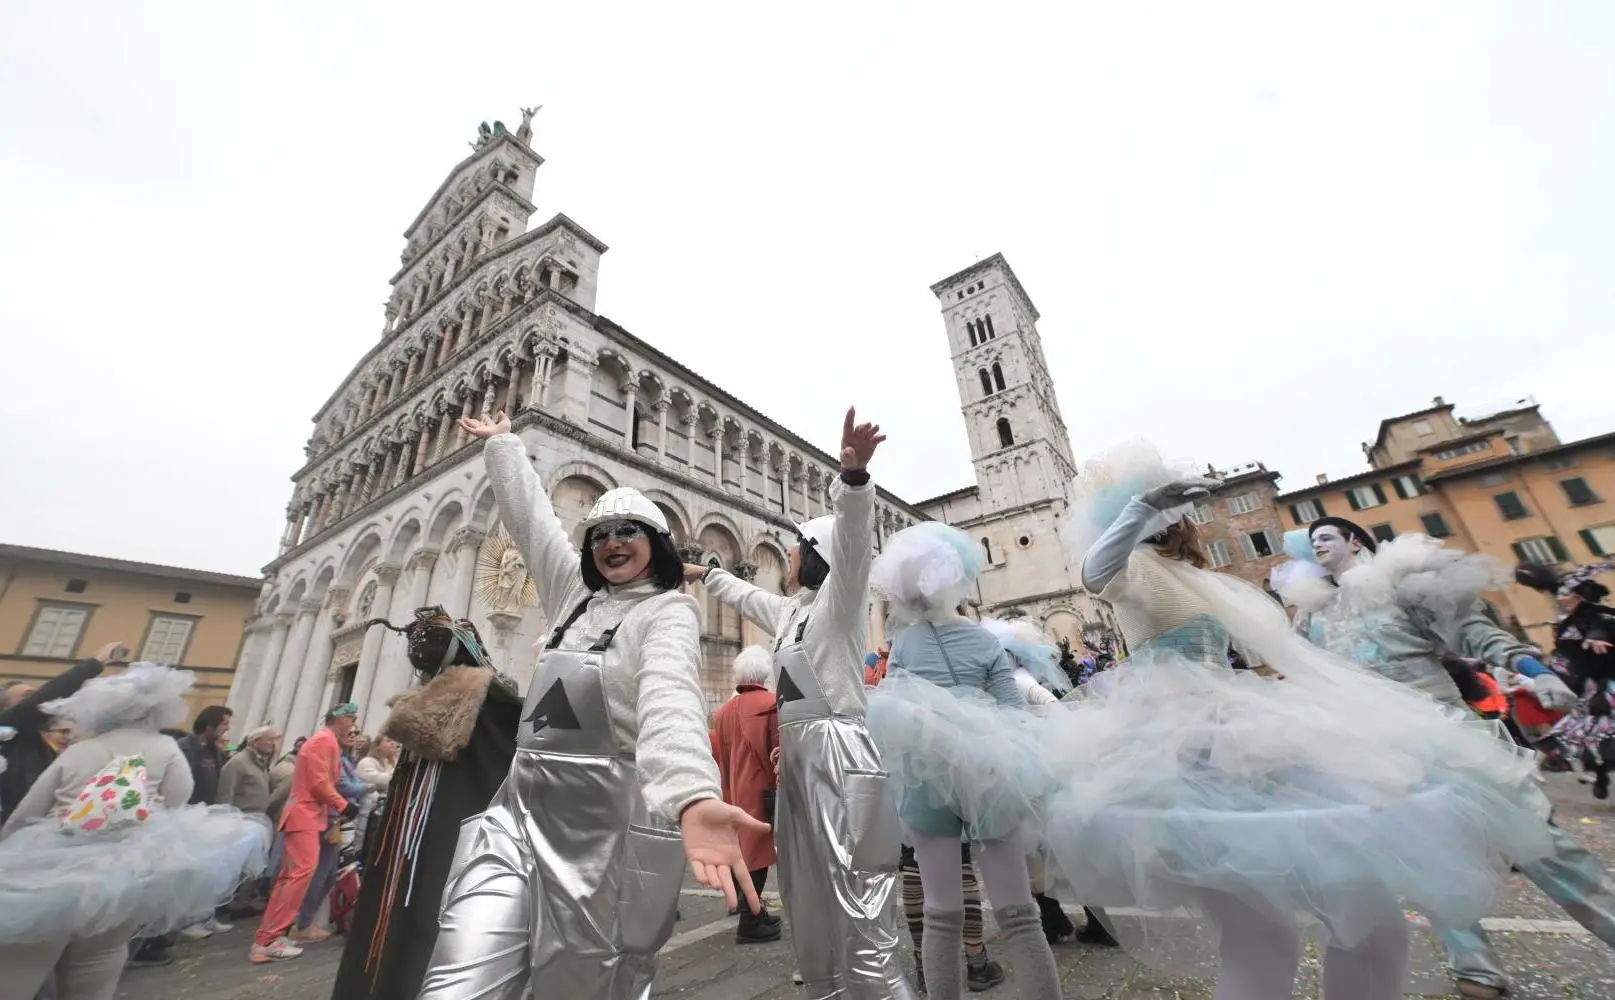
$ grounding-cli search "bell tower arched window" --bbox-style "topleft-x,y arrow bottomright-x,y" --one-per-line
978,369 -> 993,397
991,363 -> 1005,392
996,418 -> 1014,448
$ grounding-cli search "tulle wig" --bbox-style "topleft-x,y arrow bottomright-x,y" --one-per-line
42,662 -> 194,736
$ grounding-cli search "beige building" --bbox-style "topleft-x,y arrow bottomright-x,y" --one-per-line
1274,397 -> 1615,648
0,544 -> 260,723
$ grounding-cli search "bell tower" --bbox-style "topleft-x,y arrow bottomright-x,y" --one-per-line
930,254 -> 1076,513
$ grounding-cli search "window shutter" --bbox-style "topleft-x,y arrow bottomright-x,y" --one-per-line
1583,528 -> 1607,557
1265,527 -> 1283,554
1314,498 -> 1326,517
1347,491 -> 1362,511
1510,541 -> 1527,562
1392,478 -> 1409,500
1372,483 -> 1388,504
1547,536 -> 1570,562
1289,504 -> 1301,525
1238,534 -> 1258,560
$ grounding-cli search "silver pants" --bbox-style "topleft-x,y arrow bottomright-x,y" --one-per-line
777,700 -> 916,1000
418,748 -> 686,1000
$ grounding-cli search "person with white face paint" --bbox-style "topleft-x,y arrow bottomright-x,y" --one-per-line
688,407 -> 915,1000
1276,516 -> 1614,1000
417,412 -> 766,1000
1038,441 -> 1556,1000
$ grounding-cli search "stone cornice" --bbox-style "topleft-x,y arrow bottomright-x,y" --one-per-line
928,252 -> 1041,321
391,184 -> 539,286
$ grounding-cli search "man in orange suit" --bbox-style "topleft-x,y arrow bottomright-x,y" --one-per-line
250,702 -> 360,964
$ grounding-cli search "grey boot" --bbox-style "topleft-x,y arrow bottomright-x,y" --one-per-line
921,908 -> 967,1000
994,903 -> 1063,1000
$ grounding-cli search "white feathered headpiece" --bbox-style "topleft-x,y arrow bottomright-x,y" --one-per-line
42,662 -> 194,736
1063,440 -> 1201,571
870,522 -> 984,624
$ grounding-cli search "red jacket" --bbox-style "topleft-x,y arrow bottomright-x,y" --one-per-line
278,727 -> 350,834
709,684 -> 778,871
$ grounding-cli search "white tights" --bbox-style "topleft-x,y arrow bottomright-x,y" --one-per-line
1200,892 -> 1410,1000
908,830 -> 1033,911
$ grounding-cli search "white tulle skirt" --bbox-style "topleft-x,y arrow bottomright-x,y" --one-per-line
867,673 -> 1055,842
0,805 -> 271,944
1039,646 -> 1556,957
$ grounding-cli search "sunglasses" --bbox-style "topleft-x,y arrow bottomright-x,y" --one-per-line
590,520 -> 646,547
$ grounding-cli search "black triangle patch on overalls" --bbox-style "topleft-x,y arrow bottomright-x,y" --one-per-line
526,679 -> 583,731
775,616 -> 811,704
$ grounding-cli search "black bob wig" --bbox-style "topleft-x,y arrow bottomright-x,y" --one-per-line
580,524 -> 685,592
797,538 -> 830,590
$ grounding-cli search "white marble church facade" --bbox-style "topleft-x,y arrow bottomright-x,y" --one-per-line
228,115 -> 1111,741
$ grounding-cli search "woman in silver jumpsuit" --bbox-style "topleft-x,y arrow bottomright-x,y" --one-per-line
417,411 -> 765,1000
692,407 -> 916,1000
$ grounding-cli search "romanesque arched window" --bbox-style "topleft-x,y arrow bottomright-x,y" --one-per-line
996,418 -> 1014,448
991,363 -> 1005,392
978,369 -> 993,397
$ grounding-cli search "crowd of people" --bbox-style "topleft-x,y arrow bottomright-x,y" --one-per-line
2,412 -> 1613,1000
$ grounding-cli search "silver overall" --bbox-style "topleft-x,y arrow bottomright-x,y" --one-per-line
418,601 -> 686,1000
775,617 -> 915,1000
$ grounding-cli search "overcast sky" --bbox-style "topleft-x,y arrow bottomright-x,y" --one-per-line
2,1 -> 1611,578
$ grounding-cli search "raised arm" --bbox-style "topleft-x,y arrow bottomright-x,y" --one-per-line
700,568 -> 791,635
1452,606 -> 1573,709
631,594 -> 724,820
1080,479 -> 1219,592
474,416 -> 586,621
815,408 -> 883,651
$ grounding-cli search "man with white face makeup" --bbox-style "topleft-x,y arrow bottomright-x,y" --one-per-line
1283,516 -> 1612,1000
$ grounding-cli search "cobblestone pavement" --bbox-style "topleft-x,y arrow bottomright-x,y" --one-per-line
113,773 -> 1615,1000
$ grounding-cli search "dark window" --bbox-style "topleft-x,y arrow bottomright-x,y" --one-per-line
1581,526 -> 1614,557
996,418 -> 1014,448
981,538 -> 993,563
174,592 -> 193,604
1511,536 -> 1570,564
1392,475 -> 1426,499
1420,512 -> 1452,538
1246,531 -> 1277,558
978,369 -> 993,396
1371,523 -> 1397,543
1494,491 -> 1528,520
983,314 -> 996,338
991,363 -> 1005,392
64,579 -> 88,594
1561,477 -> 1600,506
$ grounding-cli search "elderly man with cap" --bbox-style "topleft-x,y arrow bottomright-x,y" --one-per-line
1275,516 -> 1610,1000
249,701 -> 361,965
219,724 -> 282,818
690,407 -> 916,1000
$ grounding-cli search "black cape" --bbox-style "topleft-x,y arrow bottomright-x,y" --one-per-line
331,669 -> 521,1000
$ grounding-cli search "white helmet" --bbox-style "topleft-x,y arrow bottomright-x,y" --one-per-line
795,514 -> 837,571
582,488 -> 670,535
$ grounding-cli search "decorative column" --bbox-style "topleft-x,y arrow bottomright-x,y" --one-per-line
411,427 -> 432,476
431,408 -> 453,462
349,566 -> 400,723
655,397 -> 670,459
708,427 -> 723,484
331,478 -> 350,522
527,352 -> 550,409
447,529 -> 485,617
378,446 -> 399,494
456,395 -> 474,448
504,361 -> 522,413
394,435 -> 417,488
737,438 -> 750,499
243,612 -> 292,728
621,379 -> 639,450
362,554 -> 435,725
402,347 -> 420,387
284,586 -> 349,739
264,600 -> 319,734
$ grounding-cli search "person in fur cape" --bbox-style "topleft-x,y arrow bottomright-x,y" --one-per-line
329,606 -> 521,1000
1275,518 -> 1612,1000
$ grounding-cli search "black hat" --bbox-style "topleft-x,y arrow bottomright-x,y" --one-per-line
364,605 -> 492,677
1513,563 -> 1561,593
1307,516 -> 1378,554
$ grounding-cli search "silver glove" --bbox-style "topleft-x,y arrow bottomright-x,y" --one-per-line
1140,477 -> 1221,511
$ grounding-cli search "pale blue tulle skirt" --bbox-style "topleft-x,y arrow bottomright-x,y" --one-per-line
867,672 -> 1055,842
1039,645 -> 1555,952
0,805 -> 271,944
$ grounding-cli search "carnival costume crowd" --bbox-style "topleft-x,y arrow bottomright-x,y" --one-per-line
3,409 -> 1613,1000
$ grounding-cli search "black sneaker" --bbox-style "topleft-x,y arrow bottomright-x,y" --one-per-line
1035,893 -> 1076,944
1595,772 -> 1610,800
736,911 -> 783,944
966,957 -> 1005,992
127,941 -> 175,969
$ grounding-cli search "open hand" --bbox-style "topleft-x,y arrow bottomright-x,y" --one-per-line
1141,477 -> 1220,511
458,412 -> 512,440
94,641 -> 129,665
683,563 -> 709,585
1587,639 -> 1613,656
680,798 -> 770,914
840,407 -> 886,471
